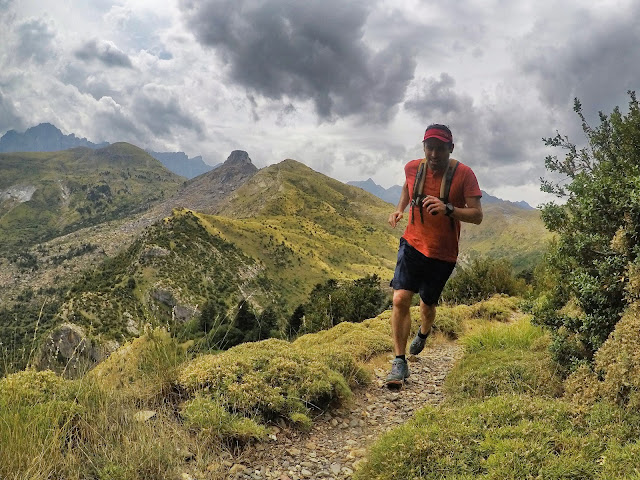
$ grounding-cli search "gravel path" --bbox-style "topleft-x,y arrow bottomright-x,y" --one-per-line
222,341 -> 462,480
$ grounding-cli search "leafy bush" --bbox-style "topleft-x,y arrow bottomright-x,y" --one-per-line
181,395 -> 266,443
442,256 -> 526,304
428,304 -> 472,339
564,303 -> 640,409
536,92 -> 640,368
293,274 -> 389,335
470,294 -> 520,322
177,338 -> 352,424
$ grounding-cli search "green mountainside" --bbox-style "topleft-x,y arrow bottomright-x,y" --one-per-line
57,209 -> 274,338
459,202 -> 554,273
0,143 -> 184,251
56,160 -> 403,343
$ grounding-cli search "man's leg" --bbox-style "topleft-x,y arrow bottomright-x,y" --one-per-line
391,289 -> 414,355
409,301 -> 436,355
387,289 -> 413,386
419,301 -> 436,335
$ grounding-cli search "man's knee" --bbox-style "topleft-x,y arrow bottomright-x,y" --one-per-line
392,290 -> 414,311
420,301 -> 436,318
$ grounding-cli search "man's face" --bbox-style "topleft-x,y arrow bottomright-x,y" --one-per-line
423,138 -> 453,172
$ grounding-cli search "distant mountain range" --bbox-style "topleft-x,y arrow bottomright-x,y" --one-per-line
348,178 -> 535,210
0,123 -> 215,179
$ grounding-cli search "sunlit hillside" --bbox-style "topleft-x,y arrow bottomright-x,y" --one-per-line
0,143 -> 184,251
460,202 -> 553,272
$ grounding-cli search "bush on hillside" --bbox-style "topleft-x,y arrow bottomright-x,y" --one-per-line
535,91 -> 640,368
470,294 -> 520,322
87,327 -> 187,403
177,338 -> 352,427
565,303 -> 640,409
196,299 -> 280,351
441,256 -> 526,304
181,395 -> 266,443
290,274 -> 389,336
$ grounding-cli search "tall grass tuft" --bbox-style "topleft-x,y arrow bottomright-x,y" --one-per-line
446,317 -> 563,400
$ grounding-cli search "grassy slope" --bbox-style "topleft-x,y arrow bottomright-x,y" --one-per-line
460,202 -> 554,272
0,296 -> 519,480
201,159 -> 402,304
0,143 -> 184,250
54,160 -> 404,342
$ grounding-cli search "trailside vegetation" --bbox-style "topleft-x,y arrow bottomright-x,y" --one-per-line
355,311 -> 640,480
442,256 -> 527,304
0,298 -> 517,480
532,91 -> 640,369
287,274 -> 390,337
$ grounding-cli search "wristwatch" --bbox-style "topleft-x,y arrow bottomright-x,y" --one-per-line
445,203 -> 454,217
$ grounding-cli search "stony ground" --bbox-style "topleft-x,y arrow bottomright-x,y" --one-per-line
221,341 -> 462,480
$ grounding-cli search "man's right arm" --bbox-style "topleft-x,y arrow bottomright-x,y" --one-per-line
388,182 -> 410,228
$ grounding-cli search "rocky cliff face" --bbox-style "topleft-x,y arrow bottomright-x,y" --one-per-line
225,150 -> 252,166
0,123 -> 109,152
169,150 -> 258,214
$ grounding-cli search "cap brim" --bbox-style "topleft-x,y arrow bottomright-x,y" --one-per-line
423,134 -> 452,143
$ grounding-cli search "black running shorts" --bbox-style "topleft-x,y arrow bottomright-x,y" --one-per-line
390,237 -> 456,305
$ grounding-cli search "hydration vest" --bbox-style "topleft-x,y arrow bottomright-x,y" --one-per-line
410,158 -> 459,226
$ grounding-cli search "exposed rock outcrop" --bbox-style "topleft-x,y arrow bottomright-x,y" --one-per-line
36,323 -> 118,378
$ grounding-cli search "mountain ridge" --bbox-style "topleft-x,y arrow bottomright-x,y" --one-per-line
0,123 -> 214,179
0,142 -> 184,251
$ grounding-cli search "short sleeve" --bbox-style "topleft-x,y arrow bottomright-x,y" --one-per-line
462,167 -> 482,198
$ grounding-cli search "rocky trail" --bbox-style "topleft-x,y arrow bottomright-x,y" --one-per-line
224,341 -> 462,480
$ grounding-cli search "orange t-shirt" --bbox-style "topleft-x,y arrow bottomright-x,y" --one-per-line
402,158 -> 481,263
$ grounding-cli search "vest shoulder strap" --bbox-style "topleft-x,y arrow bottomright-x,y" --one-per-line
439,158 -> 459,203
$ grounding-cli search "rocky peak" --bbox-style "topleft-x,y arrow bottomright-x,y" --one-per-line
225,150 -> 252,166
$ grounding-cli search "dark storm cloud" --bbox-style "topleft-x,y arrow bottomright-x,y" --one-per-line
75,39 -> 134,68
180,0 -> 416,122
132,86 -> 204,137
403,73 -> 550,188
517,4 -> 640,117
404,73 -> 473,116
15,17 -> 56,64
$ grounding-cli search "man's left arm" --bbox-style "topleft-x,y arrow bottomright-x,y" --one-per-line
451,196 -> 483,224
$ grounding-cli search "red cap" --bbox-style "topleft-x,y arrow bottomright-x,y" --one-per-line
423,127 -> 453,143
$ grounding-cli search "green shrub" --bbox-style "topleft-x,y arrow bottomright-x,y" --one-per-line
293,320 -> 391,383
178,338 -> 351,423
564,303 -> 640,409
442,256 -> 526,304
181,395 -> 266,442
470,294 -> 520,322
430,304 -> 472,339
355,394 -> 640,480
536,92 -> 640,368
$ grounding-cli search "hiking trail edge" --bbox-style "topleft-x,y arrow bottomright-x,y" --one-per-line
225,341 -> 462,479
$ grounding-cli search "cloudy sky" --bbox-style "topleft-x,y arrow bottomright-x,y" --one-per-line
1,0 -> 638,206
